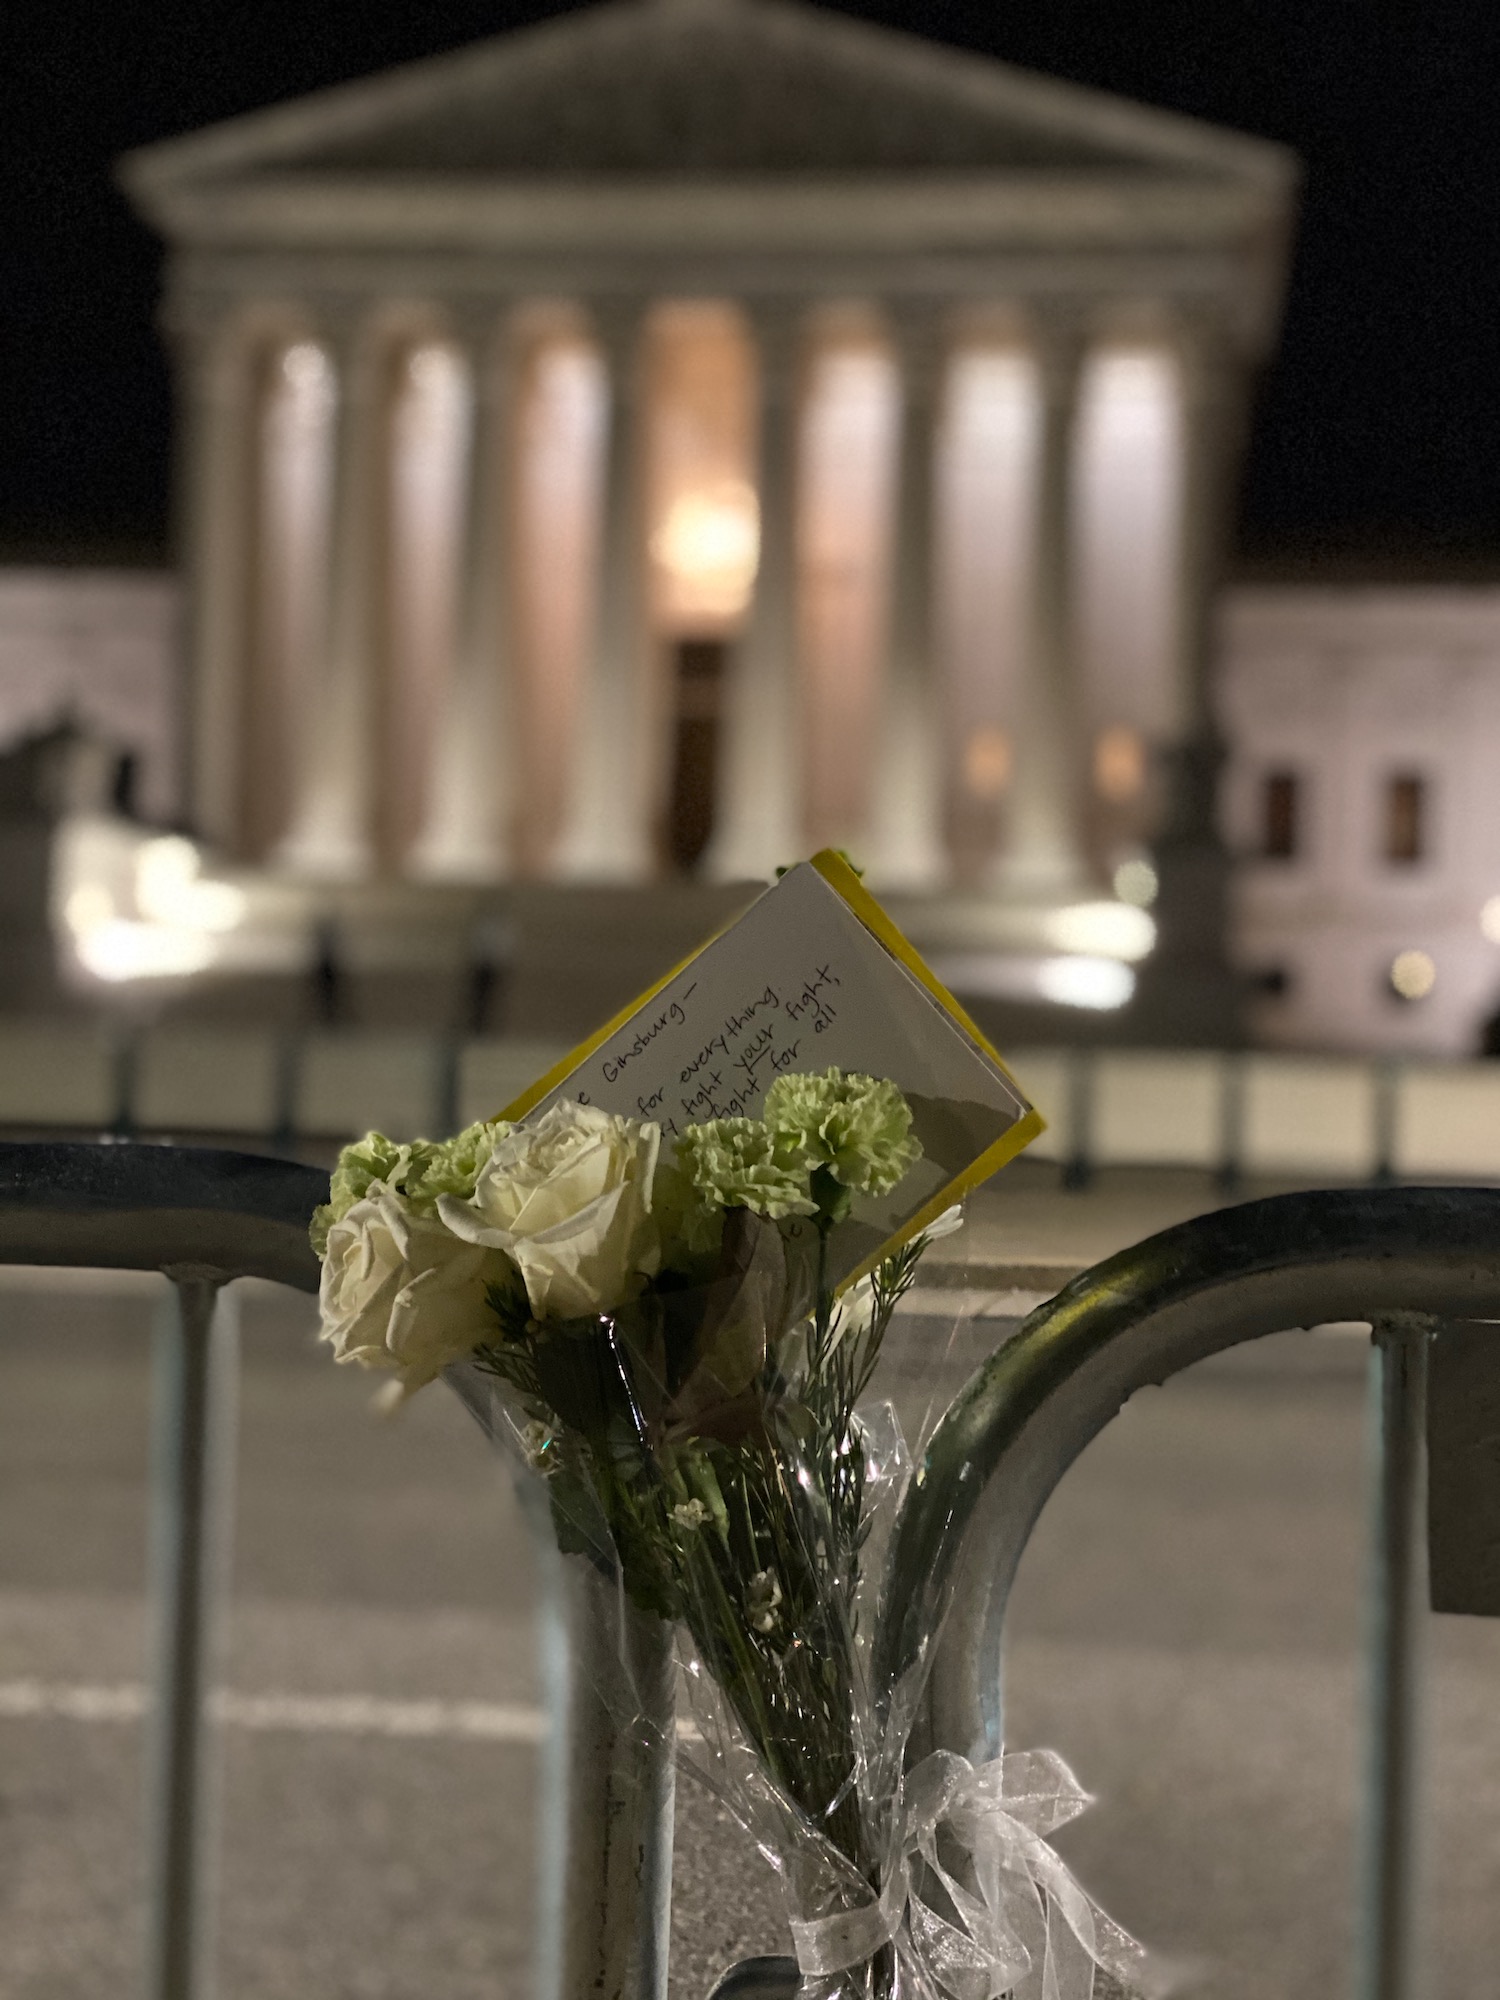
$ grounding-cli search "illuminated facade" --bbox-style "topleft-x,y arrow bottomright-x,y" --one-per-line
1222,588 -> 1500,1056
123,0 -> 1292,914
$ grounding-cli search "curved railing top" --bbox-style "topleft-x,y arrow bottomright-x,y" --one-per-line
879,1183 -> 1500,1762
0,1139 -> 328,1290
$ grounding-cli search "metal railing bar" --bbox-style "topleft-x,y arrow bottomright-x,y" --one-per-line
885,1185 -> 1500,1761
880,1188 -> 1500,2000
0,1141 -> 662,2000
146,1272 -> 239,2000
0,1145 -> 325,1999
0,1142 -> 327,1290
1359,1314 -> 1433,2000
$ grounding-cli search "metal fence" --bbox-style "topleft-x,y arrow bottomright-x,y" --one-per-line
4,1141 -> 1498,2000
884,1185 -> 1500,2000
7,1025 -> 1500,1188
0,1139 -> 682,2000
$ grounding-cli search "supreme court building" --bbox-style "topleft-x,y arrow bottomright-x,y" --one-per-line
123,0 -> 1295,922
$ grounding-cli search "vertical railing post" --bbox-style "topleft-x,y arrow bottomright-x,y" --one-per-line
271,1031 -> 301,1151
1062,1048 -> 1092,1190
436,1031 -> 463,1140
445,1361 -> 677,2000
1357,1312 -> 1432,2000
145,1269 -> 239,2000
1372,1060 -> 1400,1186
528,1499 -> 573,2000
544,1558 -> 677,2000
1217,1049 -> 1244,1194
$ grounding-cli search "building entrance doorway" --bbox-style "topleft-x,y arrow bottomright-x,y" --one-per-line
665,636 -> 726,873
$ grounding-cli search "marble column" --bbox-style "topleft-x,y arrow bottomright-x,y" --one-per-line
864,306 -> 948,890
410,313 -> 519,880
702,302 -> 804,883
991,319 -> 1090,899
276,316 -> 387,878
173,312 -> 257,854
555,303 -> 656,882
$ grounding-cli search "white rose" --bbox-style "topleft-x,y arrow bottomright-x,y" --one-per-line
319,1185 -> 505,1398
438,1100 -> 661,1320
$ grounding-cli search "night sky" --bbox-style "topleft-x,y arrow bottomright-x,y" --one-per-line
2,0 -> 1497,565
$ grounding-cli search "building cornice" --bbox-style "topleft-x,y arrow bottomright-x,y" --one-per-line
131,170 -> 1286,260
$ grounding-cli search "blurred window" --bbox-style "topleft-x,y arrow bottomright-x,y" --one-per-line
1262,771 -> 1299,859
1093,724 -> 1146,803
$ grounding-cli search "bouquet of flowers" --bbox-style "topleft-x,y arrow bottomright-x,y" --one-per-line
313,1070 -> 1148,2000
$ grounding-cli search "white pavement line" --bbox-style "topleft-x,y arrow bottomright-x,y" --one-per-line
0,1680 -> 148,1723
0,1679 -> 547,1743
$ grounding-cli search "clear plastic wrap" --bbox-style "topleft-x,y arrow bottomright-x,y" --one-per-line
442,1208 -> 1153,2000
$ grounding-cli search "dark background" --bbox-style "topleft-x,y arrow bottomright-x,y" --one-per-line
1,0 -> 1497,566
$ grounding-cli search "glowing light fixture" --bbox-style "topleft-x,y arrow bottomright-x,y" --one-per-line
60,829 -> 246,985
136,837 -> 246,932
651,479 -> 760,623
1112,857 -> 1159,907
1044,900 -> 1155,963
1036,955 -> 1135,1011
1389,949 -> 1436,1001
76,921 -> 217,984
927,951 -> 1134,1011
1481,896 -> 1500,944
64,884 -> 114,936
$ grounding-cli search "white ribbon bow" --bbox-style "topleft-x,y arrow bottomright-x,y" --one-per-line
789,1748 -> 1153,2000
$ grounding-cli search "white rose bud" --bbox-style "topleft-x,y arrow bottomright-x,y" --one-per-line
319,1186 -> 506,1399
438,1101 -> 661,1321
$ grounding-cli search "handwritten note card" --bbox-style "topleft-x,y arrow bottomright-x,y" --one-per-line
509,854 -> 1042,1280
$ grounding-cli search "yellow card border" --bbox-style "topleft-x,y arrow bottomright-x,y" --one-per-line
497,850 -> 1046,1281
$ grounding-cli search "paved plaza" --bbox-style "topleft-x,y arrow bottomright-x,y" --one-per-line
2,1166 -> 1498,1997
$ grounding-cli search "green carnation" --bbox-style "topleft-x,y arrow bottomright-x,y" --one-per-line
674,1117 -> 816,1222
763,1069 -> 921,1199
652,1159 -> 725,1264
311,1131 -> 427,1254
404,1119 -> 510,1208
309,1120 -> 509,1255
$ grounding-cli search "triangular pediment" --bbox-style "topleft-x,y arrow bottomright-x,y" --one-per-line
126,0 -> 1289,194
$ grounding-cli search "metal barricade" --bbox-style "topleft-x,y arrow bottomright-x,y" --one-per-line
0,1142 -> 325,2000
0,1138 -> 676,2000
8,1145 -> 1500,2000
882,1184 -> 1500,2000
